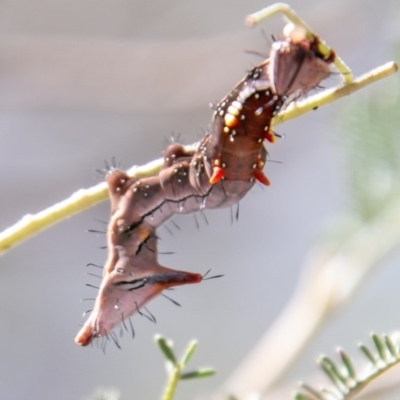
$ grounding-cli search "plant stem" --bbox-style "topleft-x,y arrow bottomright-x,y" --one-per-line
0,60 -> 397,256
161,366 -> 181,400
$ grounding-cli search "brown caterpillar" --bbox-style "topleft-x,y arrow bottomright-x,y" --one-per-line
75,30 -> 333,347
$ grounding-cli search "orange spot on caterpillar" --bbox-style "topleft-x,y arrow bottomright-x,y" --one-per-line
209,166 -> 224,184
137,225 -> 151,241
224,113 -> 239,128
253,170 -> 270,186
264,131 -> 277,143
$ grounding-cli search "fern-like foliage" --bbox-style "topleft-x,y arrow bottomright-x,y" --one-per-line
293,332 -> 400,400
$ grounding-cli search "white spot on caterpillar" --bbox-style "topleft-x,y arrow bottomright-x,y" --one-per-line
255,107 -> 263,116
238,85 -> 256,103
231,100 -> 242,110
227,105 -> 240,117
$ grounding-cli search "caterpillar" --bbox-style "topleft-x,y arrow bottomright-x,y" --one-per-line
75,27 -> 333,347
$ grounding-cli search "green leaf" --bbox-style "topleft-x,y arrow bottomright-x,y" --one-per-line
359,343 -> 378,367
180,339 -> 198,368
337,347 -> 356,380
155,334 -> 178,365
383,334 -> 399,359
179,368 -> 216,380
371,332 -> 388,362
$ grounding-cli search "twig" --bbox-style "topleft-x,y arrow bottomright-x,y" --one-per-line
0,62 -> 396,257
273,61 -> 397,125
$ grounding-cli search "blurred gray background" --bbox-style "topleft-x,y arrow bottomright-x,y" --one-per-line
0,0 -> 399,399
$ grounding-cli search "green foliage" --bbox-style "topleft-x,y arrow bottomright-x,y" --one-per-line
155,335 -> 216,400
293,332 -> 400,400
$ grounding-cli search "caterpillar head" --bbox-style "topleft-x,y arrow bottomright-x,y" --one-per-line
268,25 -> 334,97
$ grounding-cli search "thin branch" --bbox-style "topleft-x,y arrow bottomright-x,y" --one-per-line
273,61 -> 397,125
0,159 -> 159,255
0,62 -> 397,257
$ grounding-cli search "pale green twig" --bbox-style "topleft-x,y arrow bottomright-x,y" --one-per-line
273,61 -> 397,125
0,61 -> 396,257
0,158 -> 163,255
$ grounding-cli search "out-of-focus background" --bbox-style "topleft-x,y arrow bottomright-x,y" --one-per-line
1,1 -> 399,399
